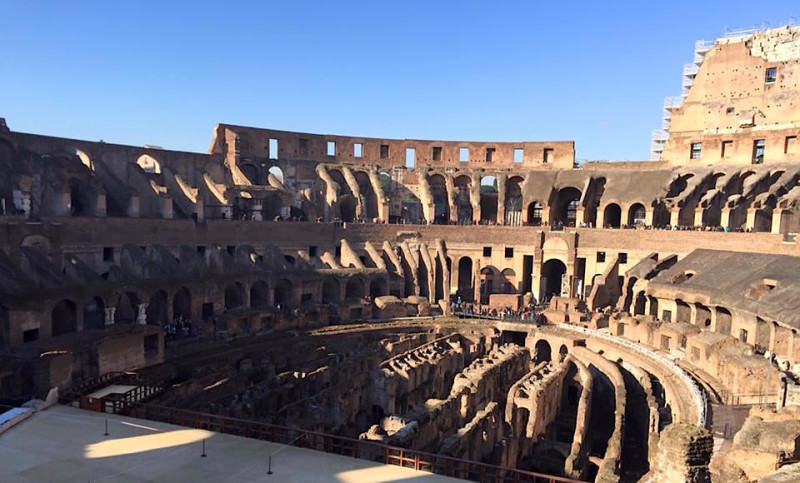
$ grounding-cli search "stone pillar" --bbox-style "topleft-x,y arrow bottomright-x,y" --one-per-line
496,175 -> 507,224
745,208 -> 757,231
720,208 -> 732,229
473,259 -> 481,304
242,283 -> 251,308
128,195 -> 140,218
596,206 -> 606,229
693,208 -> 704,227
104,307 -> 116,326
445,174 -> 457,224
644,208 -> 654,227
161,197 -> 173,219
136,303 -> 148,325
771,210 -> 783,234
97,192 -> 107,218
670,208 -> 680,227
689,304 -> 698,326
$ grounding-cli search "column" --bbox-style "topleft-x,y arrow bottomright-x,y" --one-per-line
496,175 -> 507,224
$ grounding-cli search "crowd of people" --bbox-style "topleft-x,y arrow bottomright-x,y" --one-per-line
451,300 -> 545,324
159,315 -> 193,340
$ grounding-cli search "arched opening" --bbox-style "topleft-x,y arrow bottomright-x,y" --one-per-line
83,296 -> 105,331
628,203 -> 646,227
534,339 -> 552,364
501,268 -> 517,294
559,344 -> 569,362
355,171 -> 378,220
505,176 -> 524,226
172,287 -> 192,321
345,278 -> 365,300
527,201 -> 543,226
622,277 -> 638,312
454,175 -> 473,224
652,203 -> 670,228
52,299 -> 78,336
239,162 -> 259,185
715,307 -> 732,335
480,176 -> 498,222
428,174 -> 449,224
541,259 -> 567,302
754,209 -> 772,232
274,279 -> 293,309
268,166 -> 284,184
648,296 -> 659,318
370,278 -> 387,298
695,303 -> 711,328
115,292 -> 141,324
339,195 -> 356,223
68,178 -> 95,216
224,282 -> 245,310
457,257 -> 474,302
779,209 -> 794,235
136,154 -> 161,174
250,281 -> 269,308
634,291 -> 646,315
322,278 -> 340,304
553,187 -> 581,227
675,299 -> 691,324
75,149 -> 93,170
146,290 -> 169,326
480,267 -> 496,304
603,204 -> 622,228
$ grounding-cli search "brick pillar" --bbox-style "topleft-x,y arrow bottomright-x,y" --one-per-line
496,175 -> 506,224
649,423 -> 712,483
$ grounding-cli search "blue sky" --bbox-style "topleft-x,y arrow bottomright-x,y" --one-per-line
0,1 -> 797,160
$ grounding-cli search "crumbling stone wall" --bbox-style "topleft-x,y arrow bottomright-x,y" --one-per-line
645,423 -> 712,483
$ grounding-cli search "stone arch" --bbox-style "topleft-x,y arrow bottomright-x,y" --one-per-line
695,303 -> 711,328
628,203 -> 646,227
715,307 -> 732,335
480,175 -> 498,222
675,299 -> 691,323
527,201 -> 543,226
146,290 -> 169,326
501,268 -> 517,293
250,280 -> 269,308
239,162 -> 260,185
224,282 -> 245,310
274,279 -> 293,309
634,291 -> 646,315
345,277 -> 366,300
457,257 -> 474,302
370,277 -> 388,298
322,278 -> 340,304
83,296 -> 105,331
172,287 -> 192,320
136,154 -> 161,174
603,203 -> 622,228
534,339 -> 552,364
480,267 -> 497,304
505,176 -> 524,225
115,292 -> 141,324
454,175 -> 473,224
52,299 -> 78,336
541,259 -> 567,301
428,173 -> 449,224
552,187 -> 582,227
268,166 -> 284,184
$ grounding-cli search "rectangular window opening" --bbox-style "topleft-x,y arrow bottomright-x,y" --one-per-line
354,143 -> 362,158
432,146 -> 442,161
765,67 -> 777,84
513,148 -> 524,163
327,141 -> 336,157
269,139 -> 278,160
103,246 -> 114,262
690,142 -> 702,159
485,147 -> 495,163
298,138 -> 309,156
405,148 -> 416,168
380,144 -> 389,159
483,246 -> 492,257
721,140 -> 733,158
785,136 -> 797,154
726,107 -> 735,115
504,247 -> 513,258
752,139 -> 765,164
309,245 -> 318,257
23,328 -> 40,343
459,147 -> 469,162
543,148 -> 554,164
597,251 -> 606,263
619,252 -> 628,264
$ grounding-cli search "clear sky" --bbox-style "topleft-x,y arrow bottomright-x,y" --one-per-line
0,1 -> 797,160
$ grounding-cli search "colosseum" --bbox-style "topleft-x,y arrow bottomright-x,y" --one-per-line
2,24 -> 800,483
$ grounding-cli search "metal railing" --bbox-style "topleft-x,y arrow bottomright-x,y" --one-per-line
121,402 -> 584,483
